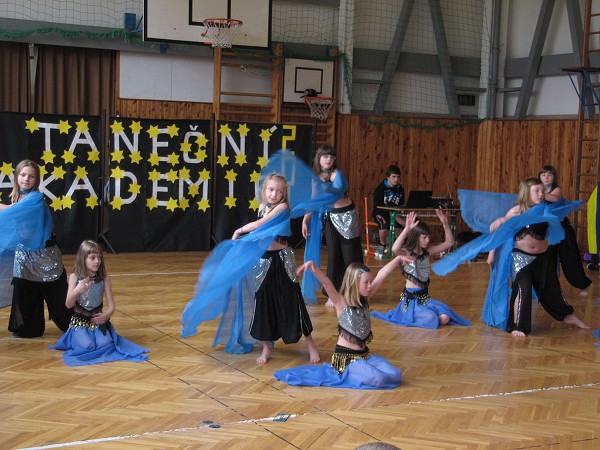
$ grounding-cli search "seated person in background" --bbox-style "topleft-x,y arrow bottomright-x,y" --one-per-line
372,165 -> 405,257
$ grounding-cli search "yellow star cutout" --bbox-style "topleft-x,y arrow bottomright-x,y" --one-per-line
197,198 -> 210,212
180,142 -> 192,153
195,149 -> 207,162
147,125 -> 160,139
166,124 -> 179,137
235,153 -> 247,166
165,197 -> 178,211
62,196 -> 75,210
110,121 -> 124,134
87,149 -> 100,163
130,121 -> 143,134
237,123 -> 250,136
179,197 -> 190,210
147,197 -> 158,210
179,167 -> 190,180
199,168 -> 211,182
167,152 -> 180,166
110,166 -> 125,180
166,170 -> 179,182
130,151 -> 143,164
148,153 -> 160,167
196,134 -> 209,148
249,170 -> 261,183
188,184 -> 200,197
224,169 -> 237,183
52,166 -> 66,180
39,166 -> 47,177
25,117 -> 40,133
259,128 -> 272,141
218,123 -> 232,136
74,166 -> 88,179
0,162 -> 13,177
110,197 -> 124,210
224,196 -> 237,208
62,150 -> 76,164
249,198 -> 259,211
148,169 -> 161,182
128,183 -> 141,195
217,154 -> 229,167
111,149 -> 124,163
256,156 -> 268,169
41,150 -> 55,165
86,196 -> 99,209
57,120 -> 71,134
50,197 -> 63,211
76,118 -> 89,132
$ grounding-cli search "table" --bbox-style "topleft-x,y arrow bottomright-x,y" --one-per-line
379,206 -> 461,257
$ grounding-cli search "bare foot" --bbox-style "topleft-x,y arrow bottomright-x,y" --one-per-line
438,314 -> 450,326
325,298 -> 335,309
564,314 -> 590,329
579,288 -> 588,297
256,342 -> 271,364
305,335 -> 320,363
511,330 -> 526,338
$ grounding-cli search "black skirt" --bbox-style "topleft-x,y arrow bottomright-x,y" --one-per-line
250,250 -> 313,343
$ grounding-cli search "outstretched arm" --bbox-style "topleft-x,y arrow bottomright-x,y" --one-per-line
232,203 -> 288,239
297,261 -> 344,306
428,208 -> 454,255
370,254 -> 414,294
391,211 -> 418,255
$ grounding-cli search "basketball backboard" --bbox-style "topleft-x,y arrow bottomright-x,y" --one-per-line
283,58 -> 335,103
144,0 -> 271,49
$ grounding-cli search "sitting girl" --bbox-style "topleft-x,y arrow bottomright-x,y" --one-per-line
50,240 -> 148,366
274,258 -> 407,389
372,211 -> 470,329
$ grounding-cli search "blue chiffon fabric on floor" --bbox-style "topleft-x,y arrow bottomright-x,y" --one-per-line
50,324 -> 149,366
274,355 -> 402,389
372,289 -> 471,329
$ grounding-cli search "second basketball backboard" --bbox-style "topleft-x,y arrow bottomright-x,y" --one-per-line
144,0 -> 271,49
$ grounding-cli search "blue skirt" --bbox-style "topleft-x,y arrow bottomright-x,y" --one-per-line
274,355 -> 402,389
50,323 -> 148,366
372,288 -> 471,329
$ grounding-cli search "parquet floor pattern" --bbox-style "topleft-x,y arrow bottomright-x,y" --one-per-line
1,251 -> 599,449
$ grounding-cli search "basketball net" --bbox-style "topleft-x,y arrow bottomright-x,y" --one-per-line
202,18 -> 243,48
305,96 -> 335,121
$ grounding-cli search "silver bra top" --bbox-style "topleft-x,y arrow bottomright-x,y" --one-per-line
338,304 -> 371,341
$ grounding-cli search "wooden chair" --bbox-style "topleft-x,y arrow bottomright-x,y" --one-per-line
363,196 -> 379,256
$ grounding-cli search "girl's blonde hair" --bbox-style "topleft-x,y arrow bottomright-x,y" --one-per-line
312,144 -> 337,181
259,173 -> 289,213
517,177 -> 543,212
73,240 -> 107,280
10,159 -> 41,203
339,262 -> 371,308
402,220 -> 431,252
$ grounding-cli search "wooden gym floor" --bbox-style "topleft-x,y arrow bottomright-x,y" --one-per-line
1,250 -> 600,449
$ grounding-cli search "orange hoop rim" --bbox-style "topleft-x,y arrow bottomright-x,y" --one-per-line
304,96 -> 335,103
202,18 -> 243,27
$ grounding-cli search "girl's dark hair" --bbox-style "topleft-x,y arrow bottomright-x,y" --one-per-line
538,165 -> 558,190
402,220 -> 431,251
312,144 -> 337,180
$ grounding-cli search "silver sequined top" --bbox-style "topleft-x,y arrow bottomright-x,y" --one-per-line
338,304 -> 371,341
76,278 -> 104,311
329,207 -> 361,239
254,247 -> 297,292
13,244 -> 64,282
402,251 -> 430,285
511,250 -> 536,280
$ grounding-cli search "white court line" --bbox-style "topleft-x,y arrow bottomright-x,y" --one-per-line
21,382 -> 600,449
110,271 -> 197,277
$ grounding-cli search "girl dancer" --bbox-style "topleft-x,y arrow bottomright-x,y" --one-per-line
302,144 -> 363,307
372,211 -> 470,329
0,159 -> 72,337
274,259 -> 405,389
50,240 -> 148,365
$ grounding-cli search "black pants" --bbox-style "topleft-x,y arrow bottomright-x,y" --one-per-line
8,270 -> 72,337
508,249 -> 574,335
556,219 -> 591,289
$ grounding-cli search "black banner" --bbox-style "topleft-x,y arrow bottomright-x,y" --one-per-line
213,122 -> 312,243
107,117 -> 213,251
0,112 -> 101,253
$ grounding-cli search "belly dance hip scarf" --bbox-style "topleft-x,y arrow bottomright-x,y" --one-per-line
400,287 -> 430,313
331,344 -> 370,373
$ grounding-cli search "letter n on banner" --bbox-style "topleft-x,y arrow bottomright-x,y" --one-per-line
107,118 -> 212,251
213,121 -> 312,243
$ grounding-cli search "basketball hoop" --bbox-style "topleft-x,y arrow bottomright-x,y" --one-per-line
201,18 -> 243,48
305,96 -> 335,121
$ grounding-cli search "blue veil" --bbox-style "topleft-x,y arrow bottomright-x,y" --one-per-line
180,150 -> 341,351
